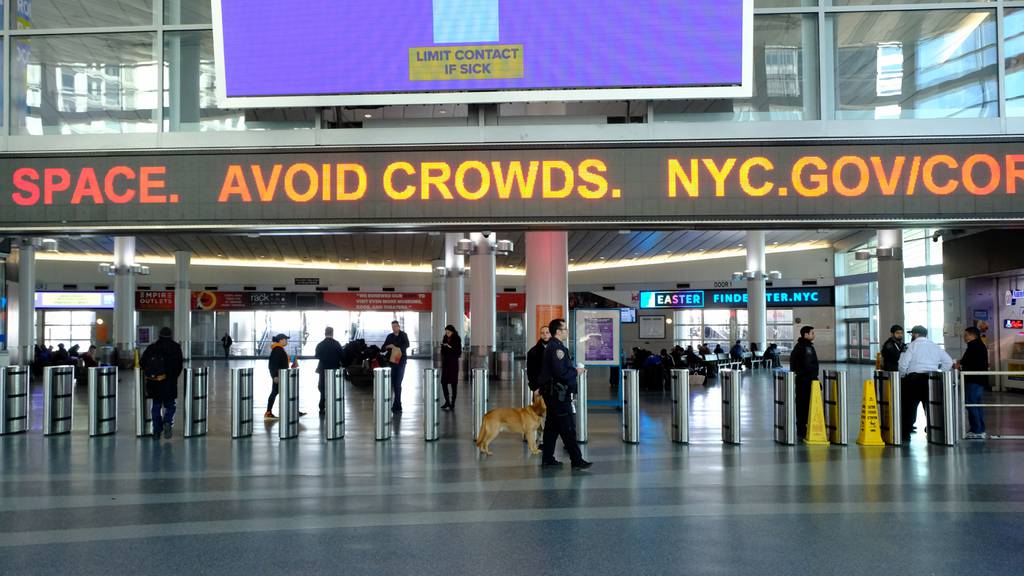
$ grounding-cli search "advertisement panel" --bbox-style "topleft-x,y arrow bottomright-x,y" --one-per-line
35,292 -> 115,309
213,0 -> 751,106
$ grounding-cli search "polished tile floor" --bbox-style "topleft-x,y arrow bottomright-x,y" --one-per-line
2,359 -> 1022,575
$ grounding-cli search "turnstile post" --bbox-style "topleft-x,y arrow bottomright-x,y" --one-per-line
576,369 -> 588,443
88,366 -> 118,437
874,370 -> 902,446
721,370 -> 741,445
927,370 -> 959,446
278,368 -> 300,440
230,368 -> 254,439
472,368 -> 489,440
324,368 -> 345,441
0,365 -> 30,435
423,368 -> 440,441
622,368 -> 640,444
43,365 -> 74,436
134,368 -> 152,437
823,369 -> 849,445
774,370 -> 796,445
521,367 -> 532,409
670,369 -> 689,444
373,367 -> 392,441
184,366 -> 209,438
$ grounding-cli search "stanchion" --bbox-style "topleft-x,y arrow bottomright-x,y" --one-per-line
670,369 -> 689,444
472,368 -> 489,441
927,370 -> 958,446
521,367 -> 532,409
231,368 -> 254,439
577,369 -> 588,443
823,369 -> 849,445
874,370 -> 902,446
279,368 -> 300,440
184,366 -> 209,438
423,368 -> 440,441
43,365 -> 74,436
373,367 -> 392,441
622,368 -> 639,444
89,366 -> 118,437
773,370 -> 796,445
721,370 -> 741,445
324,368 -> 345,441
134,368 -> 152,437
0,366 -> 30,435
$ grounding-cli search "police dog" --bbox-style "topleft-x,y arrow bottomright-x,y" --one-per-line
475,395 -> 547,455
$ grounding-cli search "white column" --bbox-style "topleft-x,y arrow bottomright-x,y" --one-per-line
877,229 -> 905,343
469,233 -> 496,369
745,231 -> 767,350
17,241 -> 36,365
174,251 -> 191,362
444,233 -> 465,336
431,259 -> 446,367
113,237 -> 137,365
525,231 -> 569,341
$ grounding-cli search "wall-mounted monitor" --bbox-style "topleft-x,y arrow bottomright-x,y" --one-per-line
620,307 -> 637,324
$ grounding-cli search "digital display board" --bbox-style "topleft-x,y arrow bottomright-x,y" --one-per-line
620,308 -> 637,324
35,292 -> 115,310
640,287 -> 834,309
213,0 -> 752,106
1005,319 -> 1024,330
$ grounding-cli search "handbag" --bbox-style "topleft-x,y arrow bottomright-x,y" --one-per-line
389,347 -> 403,364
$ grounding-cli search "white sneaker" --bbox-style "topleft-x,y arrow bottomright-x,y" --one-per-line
965,432 -> 988,440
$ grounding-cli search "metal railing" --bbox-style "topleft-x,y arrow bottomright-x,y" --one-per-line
959,371 -> 1024,440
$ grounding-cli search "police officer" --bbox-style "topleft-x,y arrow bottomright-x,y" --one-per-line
539,318 -> 592,470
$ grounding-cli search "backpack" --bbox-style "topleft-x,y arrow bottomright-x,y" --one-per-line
145,351 -> 167,382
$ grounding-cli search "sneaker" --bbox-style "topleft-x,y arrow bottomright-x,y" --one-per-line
152,428 -> 162,438
965,432 -> 988,439
298,411 -> 308,417
571,460 -> 593,471
264,411 -> 279,420
163,424 -> 173,439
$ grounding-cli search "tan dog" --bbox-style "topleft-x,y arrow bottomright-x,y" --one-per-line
475,395 -> 547,455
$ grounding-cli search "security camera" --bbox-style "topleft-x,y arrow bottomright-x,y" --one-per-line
932,230 -> 943,243
482,231 -> 492,238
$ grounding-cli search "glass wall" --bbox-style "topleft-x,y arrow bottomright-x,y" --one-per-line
672,309 -> 794,352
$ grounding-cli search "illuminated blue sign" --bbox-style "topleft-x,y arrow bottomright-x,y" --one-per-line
640,290 -> 705,309
640,287 -> 833,309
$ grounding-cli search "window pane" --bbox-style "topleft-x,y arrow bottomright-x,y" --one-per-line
47,311 -> 71,325
13,0 -> 153,29
905,276 -> 928,302
163,31 -> 315,132
904,238 -> 927,268
833,10 -> 997,120
835,0 -> 984,4
654,14 -> 818,121
165,0 -> 211,24
704,310 -> 731,324
12,33 -> 158,135
757,0 -> 815,7
70,310 -> 96,324
1005,8 -> 1024,116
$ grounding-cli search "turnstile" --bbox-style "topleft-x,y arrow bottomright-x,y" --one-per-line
373,367 -> 392,441
184,366 -> 209,438
822,369 -> 849,445
721,370 -> 741,445
231,368 -> 254,439
472,368 -> 489,441
622,368 -> 640,444
89,366 -> 118,437
520,368 -> 532,408
134,368 -> 152,437
669,369 -> 689,444
576,369 -> 588,443
278,368 -> 300,440
773,370 -> 796,445
874,370 -> 902,446
1,366 -> 30,435
43,365 -> 74,436
324,368 -> 345,441
927,370 -> 959,446
423,368 -> 440,441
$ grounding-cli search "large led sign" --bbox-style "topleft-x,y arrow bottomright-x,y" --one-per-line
212,0 -> 752,106
640,287 -> 834,309
35,292 -> 115,310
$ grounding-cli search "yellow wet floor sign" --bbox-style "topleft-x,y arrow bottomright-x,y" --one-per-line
804,380 -> 830,445
857,378 -> 885,446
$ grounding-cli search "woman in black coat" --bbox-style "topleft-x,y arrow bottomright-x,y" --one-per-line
440,325 -> 462,410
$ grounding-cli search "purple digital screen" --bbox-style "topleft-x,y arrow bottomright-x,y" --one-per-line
217,0 -> 744,98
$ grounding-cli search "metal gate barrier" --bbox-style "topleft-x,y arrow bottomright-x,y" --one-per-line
1,366 -> 30,435
669,369 -> 690,444
324,368 -> 345,441
472,368 -> 489,441
577,369 -> 588,443
278,368 -> 300,440
520,368 -> 532,409
43,365 -> 74,436
134,367 -> 152,437
721,370 -> 741,445
959,371 -> 1024,440
773,370 -> 796,445
184,366 -> 209,438
423,368 -> 440,442
231,368 -> 254,439
926,371 -> 958,446
622,368 -> 640,444
373,367 -> 392,441
874,370 -> 902,446
89,366 -> 118,437
822,370 -> 849,445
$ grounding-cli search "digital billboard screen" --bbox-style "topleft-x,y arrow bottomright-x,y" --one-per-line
213,0 -> 752,106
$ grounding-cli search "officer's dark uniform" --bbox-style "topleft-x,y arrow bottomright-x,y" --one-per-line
539,336 -> 585,466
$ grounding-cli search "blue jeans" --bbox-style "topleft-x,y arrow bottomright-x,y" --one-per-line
152,399 -> 177,435
966,382 -> 986,434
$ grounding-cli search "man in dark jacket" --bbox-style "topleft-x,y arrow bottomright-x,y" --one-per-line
960,326 -> 989,438
141,326 -> 184,439
383,321 -> 410,412
315,327 -> 345,416
789,326 -> 819,440
526,325 -> 551,395
880,324 -> 905,372
539,319 -> 591,470
729,340 -> 744,361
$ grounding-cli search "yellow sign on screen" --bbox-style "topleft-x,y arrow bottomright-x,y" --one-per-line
409,45 -> 524,81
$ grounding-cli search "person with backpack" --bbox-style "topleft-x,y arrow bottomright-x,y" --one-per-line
141,327 -> 184,439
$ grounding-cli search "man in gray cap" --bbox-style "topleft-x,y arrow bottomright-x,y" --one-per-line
898,325 -> 953,442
